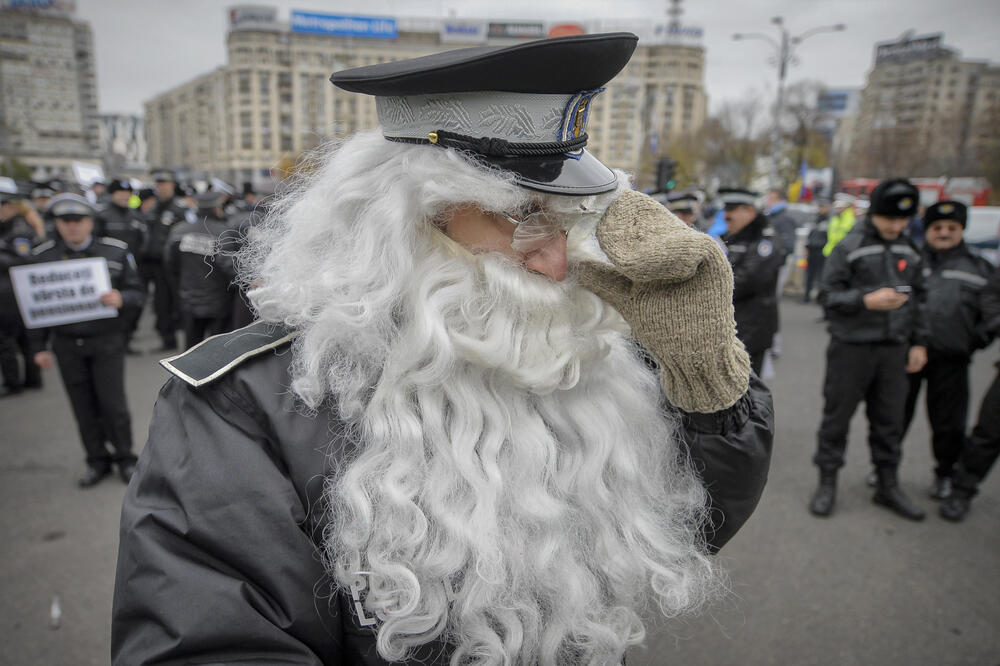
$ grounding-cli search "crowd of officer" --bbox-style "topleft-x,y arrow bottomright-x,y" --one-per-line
0,172 -> 263,487
657,179 -> 999,524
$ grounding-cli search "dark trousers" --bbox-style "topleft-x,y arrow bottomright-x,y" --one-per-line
52,333 -> 136,470
815,339 -> 909,472
140,261 -> 177,346
804,248 -> 825,301
0,318 -> 39,389
0,325 -> 18,388
953,368 -> 1000,497
902,352 -> 969,478
183,314 -> 229,349
749,350 -> 766,376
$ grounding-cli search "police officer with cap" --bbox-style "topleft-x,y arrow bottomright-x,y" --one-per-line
30,193 -> 145,487
664,192 -> 701,228
810,178 -> 929,520
940,263 -> 1000,521
98,179 -> 147,353
901,200 -> 995,500
1,178 -> 41,396
164,188 -> 238,348
719,187 -> 784,375
142,168 -> 189,351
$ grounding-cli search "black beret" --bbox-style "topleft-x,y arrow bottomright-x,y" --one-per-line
107,178 -> 132,193
924,200 -> 967,228
869,178 -> 918,217
330,33 -> 638,196
136,188 -> 156,201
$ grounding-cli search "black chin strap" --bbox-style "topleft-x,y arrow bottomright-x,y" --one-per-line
386,129 -> 589,157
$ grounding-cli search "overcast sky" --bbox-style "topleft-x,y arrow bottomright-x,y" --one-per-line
75,0 -> 1000,116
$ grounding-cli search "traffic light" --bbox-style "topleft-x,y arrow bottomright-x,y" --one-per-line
656,157 -> 677,192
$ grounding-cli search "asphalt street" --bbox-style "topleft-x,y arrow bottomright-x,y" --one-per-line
2,299 -> 998,666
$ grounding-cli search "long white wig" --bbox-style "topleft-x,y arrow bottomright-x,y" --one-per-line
240,130 -> 716,665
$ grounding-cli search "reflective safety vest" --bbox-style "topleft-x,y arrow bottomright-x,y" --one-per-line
823,208 -> 856,257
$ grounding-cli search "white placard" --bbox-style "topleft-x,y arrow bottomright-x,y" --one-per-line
9,258 -> 118,329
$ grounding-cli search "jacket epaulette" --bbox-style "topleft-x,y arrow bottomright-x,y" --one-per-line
31,240 -> 56,256
98,236 -> 129,250
160,320 -> 298,387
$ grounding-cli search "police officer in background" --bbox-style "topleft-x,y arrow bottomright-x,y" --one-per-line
664,192 -> 702,228
940,264 -> 1000,521
1,181 -> 41,396
97,179 -> 147,353
720,187 -> 784,375
142,169 -> 188,351
30,194 -> 145,487
810,178 -> 928,521
901,201 -> 995,500
164,190 -> 238,348
803,197 -> 831,303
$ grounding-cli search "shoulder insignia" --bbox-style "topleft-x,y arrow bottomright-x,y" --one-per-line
98,236 -> 129,250
757,239 -> 774,258
13,237 -> 32,257
31,240 -> 56,256
762,228 -> 776,237
160,320 -> 298,387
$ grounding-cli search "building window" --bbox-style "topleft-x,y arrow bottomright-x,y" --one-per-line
281,134 -> 293,151
259,72 -> 270,95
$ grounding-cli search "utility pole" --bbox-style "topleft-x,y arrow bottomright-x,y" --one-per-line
733,17 -> 845,189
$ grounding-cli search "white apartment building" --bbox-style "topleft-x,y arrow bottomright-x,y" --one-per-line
144,7 -> 707,190
0,0 -> 101,178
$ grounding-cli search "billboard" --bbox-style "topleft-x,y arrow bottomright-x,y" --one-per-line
488,22 -> 545,39
1,0 -> 75,11
876,34 -> 943,64
441,21 -> 486,43
290,11 -> 397,39
228,5 -> 279,30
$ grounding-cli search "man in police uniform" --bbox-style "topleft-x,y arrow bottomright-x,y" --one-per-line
97,179 -> 147,353
141,169 -> 188,351
30,194 -> 145,487
803,197 -> 831,303
113,33 -> 774,665
164,190 -> 238,348
1,180 -> 40,396
664,191 -> 701,228
901,201 -> 995,499
720,187 -> 784,375
810,178 -> 929,520
940,264 -> 1000,521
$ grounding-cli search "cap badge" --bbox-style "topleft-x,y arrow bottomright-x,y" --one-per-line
939,203 -> 953,214
898,197 -> 913,210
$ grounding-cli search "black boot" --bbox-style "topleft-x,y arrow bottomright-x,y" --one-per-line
929,476 -> 952,500
809,470 -> 837,517
872,468 -> 925,521
939,490 -> 972,522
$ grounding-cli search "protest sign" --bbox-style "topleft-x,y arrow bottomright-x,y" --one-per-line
9,257 -> 118,329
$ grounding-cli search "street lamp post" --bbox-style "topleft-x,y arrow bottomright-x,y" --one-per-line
733,17 -> 845,189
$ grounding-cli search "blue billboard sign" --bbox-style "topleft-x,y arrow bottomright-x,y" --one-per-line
290,11 -> 397,39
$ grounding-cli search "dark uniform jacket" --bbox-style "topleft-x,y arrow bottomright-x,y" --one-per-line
96,203 -> 146,259
920,242 -> 995,359
28,236 -> 145,349
142,196 -> 188,264
806,213 -> 830,250
1,215 -> 38,325
819,217 -> 929,346
722,214 -> 784,354
765,206 -> 797,257
112,322 -> 774,665
164,212 -> 237,318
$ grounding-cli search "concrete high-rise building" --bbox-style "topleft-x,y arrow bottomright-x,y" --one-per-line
0,0 -> 101,178
846,32 -> 997,178
144,7 -> 707,189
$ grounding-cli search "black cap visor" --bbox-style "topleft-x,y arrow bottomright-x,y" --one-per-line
479,149 -> 617,196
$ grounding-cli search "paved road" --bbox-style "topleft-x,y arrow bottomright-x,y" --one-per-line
2,300 -> 998,665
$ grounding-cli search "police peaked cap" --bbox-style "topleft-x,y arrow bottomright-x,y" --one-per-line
869,178 -> 919,217
666,191 -> 698,212
151,168 -> 176,182
47,193 -> 97,218
718,187 -> 759,207
196,190 -> 226,210
330,32 -> 639,195
924,200 -> 967,228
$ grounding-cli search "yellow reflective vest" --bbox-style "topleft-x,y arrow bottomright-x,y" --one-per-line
823,208 -> 855,257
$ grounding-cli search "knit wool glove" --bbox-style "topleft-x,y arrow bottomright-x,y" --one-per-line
577,189 -> 751,413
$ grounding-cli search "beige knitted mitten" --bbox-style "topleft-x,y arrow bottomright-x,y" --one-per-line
577,189 -> 750,413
